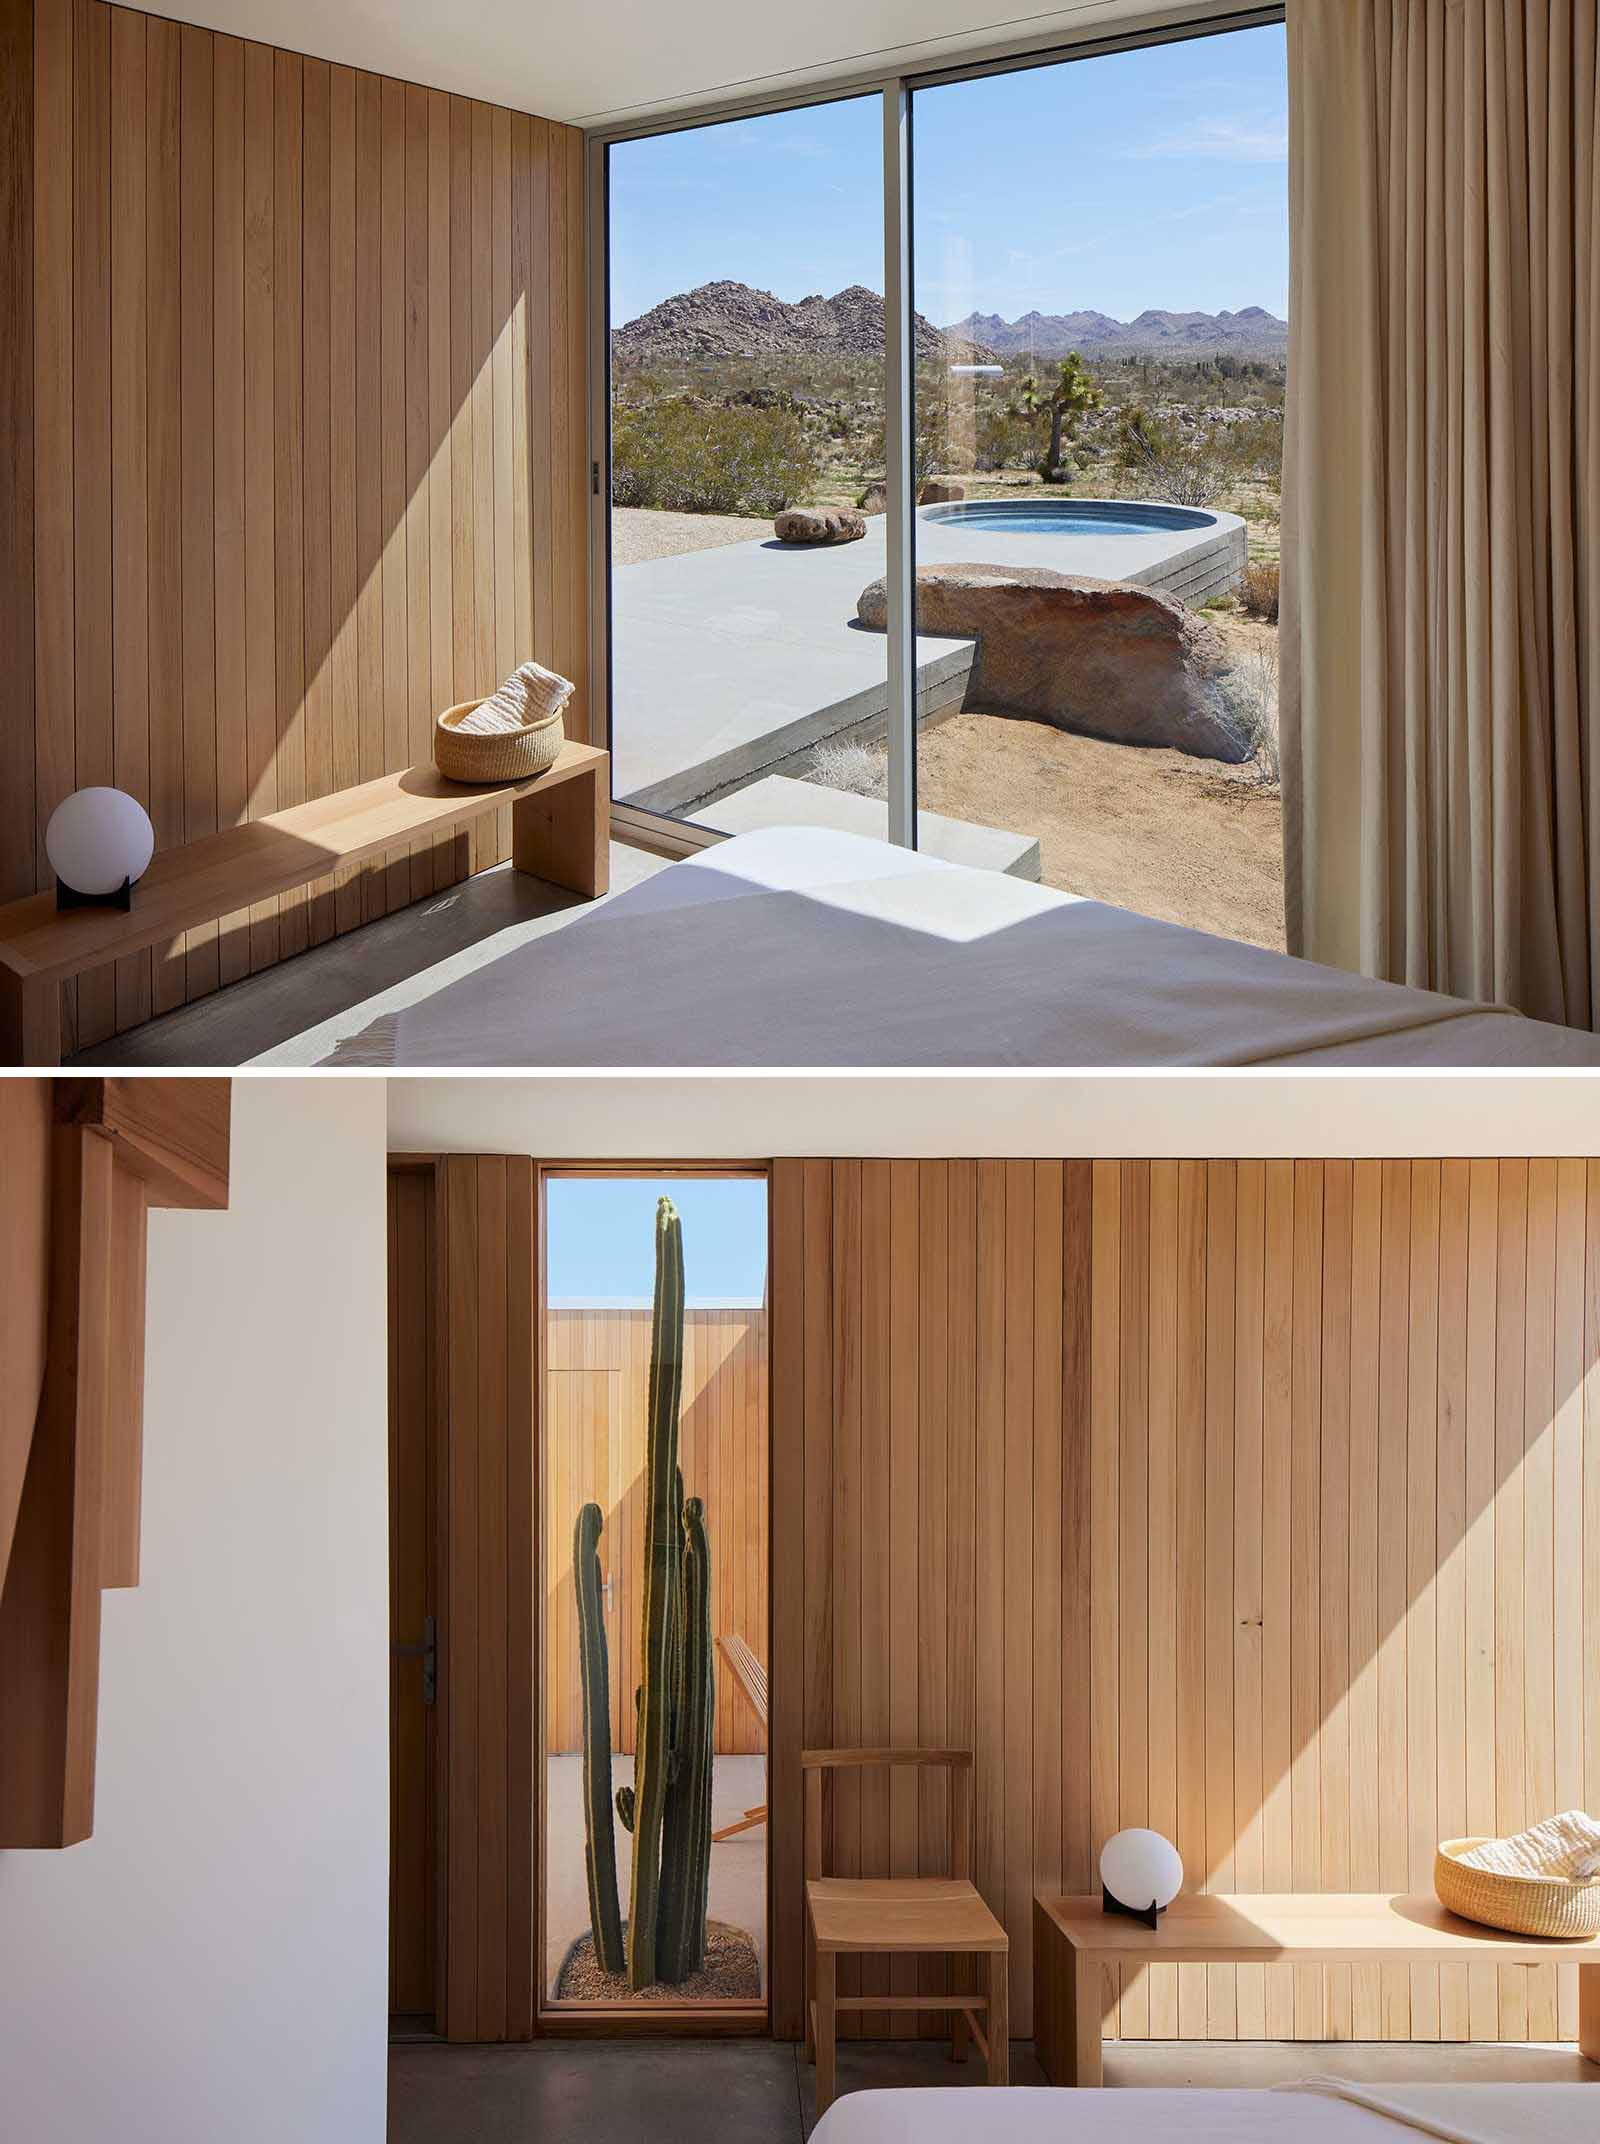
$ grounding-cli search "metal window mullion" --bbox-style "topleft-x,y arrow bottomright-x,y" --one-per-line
881,80 -> 915,849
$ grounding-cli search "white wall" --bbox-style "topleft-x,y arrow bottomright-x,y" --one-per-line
0,1079 -> 391,2144
387,1071 -> 1600,1161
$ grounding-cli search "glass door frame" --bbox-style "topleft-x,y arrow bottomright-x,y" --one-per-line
584,2 -> 1284,859
534,1161 -> 775,2035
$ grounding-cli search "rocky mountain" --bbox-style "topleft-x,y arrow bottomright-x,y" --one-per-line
612,280 -> 983,365
944,305 -> 1288,356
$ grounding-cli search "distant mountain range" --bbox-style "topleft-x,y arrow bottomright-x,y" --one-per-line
611,281 -> 1287,367
942,305 -> 1288,355
611,281 -> 994,365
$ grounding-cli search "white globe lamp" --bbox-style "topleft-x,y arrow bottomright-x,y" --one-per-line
45,787 -> 155,911
1100,1827 -> 1183,1929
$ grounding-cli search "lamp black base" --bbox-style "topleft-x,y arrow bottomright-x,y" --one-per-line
1102,1883 -> 1163,1932
56,876 -> 133,913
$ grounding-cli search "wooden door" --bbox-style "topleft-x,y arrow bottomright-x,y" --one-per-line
388,1166 -> 439,2026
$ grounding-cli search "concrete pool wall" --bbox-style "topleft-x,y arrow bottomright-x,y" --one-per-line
612,500 -> 1249,819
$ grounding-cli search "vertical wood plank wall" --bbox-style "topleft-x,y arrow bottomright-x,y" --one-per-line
5,0 -> 590,1056
768,1158 -> 1600,2050
435,1154 -> 538,2043
388,1166 -> 439,2021
544,1305 -> 769,1759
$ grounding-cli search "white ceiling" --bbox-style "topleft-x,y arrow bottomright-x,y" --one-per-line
147,0 -> 1184,128
386,1074 -> 1600,1160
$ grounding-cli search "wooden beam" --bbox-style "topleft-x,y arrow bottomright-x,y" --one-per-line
101,1161 -> 149,1587
0,1079 -> 52,1589
0,1127 -> 114,1845
55,1075 -> 230,1208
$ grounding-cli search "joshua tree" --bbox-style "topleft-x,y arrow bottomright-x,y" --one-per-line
1011,350 -> 1102,483
572,1196 -> 715,1989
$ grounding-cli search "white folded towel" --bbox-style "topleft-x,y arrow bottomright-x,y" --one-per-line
1456,1809 -> 1600,1882
459,659 -> 574,735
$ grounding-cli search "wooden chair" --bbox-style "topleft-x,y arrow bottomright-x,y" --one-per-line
803,1748 -> 1008,2115
711,1634 -> 768,1841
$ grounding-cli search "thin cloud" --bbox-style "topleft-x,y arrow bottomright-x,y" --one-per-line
1127,115 -> 1288,162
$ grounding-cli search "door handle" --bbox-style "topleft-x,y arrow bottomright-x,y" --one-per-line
391,1614 -> 437,1705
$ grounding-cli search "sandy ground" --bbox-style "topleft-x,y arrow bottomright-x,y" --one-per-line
546,1752 -> 766,2002
613,506 -> 773,564
917,709 -> 1285,951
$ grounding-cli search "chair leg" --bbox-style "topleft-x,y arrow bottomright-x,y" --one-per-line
804,1916 -> 816,2061
985,1951 -> 1009,2087
815,1951 -> 837,2115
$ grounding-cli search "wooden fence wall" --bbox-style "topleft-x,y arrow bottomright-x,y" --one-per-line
545,1305 -> 769,1759
3,0 -> 590,1056
768,1158 -> 1600,2048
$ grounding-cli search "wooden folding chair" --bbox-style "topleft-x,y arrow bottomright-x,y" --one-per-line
711,1634 -> 768,1841
802,1748 -> 1008,2115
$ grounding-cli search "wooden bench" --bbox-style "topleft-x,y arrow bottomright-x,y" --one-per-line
711,1633 -> 768,1841
0,744 -> 610,1064
1034,1890 -> 1600,2086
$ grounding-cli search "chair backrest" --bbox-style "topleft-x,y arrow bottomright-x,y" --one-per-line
800,1748 -> 973,1885
716,1633 -> 768,1726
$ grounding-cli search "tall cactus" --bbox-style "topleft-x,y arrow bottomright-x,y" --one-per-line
569,1191 -> 716,1993
625,1195 -> 687,1990
657,1495 -> 714,1981
573,1501 -> 624,1973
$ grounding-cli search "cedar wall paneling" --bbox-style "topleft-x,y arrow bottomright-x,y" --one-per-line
768,1158 -> 1600,2050
436,1154 -> 537,2043
7,0 -> 589,1056
388,1165 -> 440,2021
544,1306 -> 768,1760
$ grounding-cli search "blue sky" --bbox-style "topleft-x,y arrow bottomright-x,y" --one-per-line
609,21 -> 1286,328
546,1176 -> 768,1304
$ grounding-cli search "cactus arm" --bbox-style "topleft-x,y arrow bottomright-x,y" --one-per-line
625,1196 -> 686,1990
616,1785 -> 635,1832
657,1495 -> 714,1983
573,1501 -> 625,1974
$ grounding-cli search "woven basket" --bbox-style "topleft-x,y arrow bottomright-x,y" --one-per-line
1434,1837 -> 1600,1939
434,699 -> 565,784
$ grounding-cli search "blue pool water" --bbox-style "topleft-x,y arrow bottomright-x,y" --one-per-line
922,497 -> 1216,537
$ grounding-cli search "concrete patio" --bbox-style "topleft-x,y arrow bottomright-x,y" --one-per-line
612,501 -> 1246,816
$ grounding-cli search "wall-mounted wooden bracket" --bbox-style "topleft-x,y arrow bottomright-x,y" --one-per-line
0,1079 -> 230,1848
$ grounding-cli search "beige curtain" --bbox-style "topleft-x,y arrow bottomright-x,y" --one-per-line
1282,0 -> 1600,1028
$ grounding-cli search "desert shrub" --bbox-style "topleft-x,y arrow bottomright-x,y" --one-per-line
1240,559 -> 1280,623
611,396 -> 823,516
806,736 -> 886,800
1218,644 -> 1281,788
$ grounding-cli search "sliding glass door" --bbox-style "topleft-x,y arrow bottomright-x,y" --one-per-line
596,12 -> 1287,946
909,22 -> 1288,945
605,99 -> 893,845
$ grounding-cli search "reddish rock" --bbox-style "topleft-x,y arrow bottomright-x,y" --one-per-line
918,478 -> 967,503
857,561 -> 1248,762
774,506 -> 867,545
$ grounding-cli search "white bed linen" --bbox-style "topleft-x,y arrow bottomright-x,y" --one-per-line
331,825 -> 1600,1067
808,2086 -> 1598,2144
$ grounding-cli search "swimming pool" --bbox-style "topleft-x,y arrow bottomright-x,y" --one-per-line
922,497 -> 1219,538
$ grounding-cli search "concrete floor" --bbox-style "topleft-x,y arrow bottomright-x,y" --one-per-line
546,1753 -> 767,1997
74,841 -> 669,1067
388,2035 -> 1596,2143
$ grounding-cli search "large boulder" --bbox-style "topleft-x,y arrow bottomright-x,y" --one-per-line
774,506 -> 866,545
918,478 -> 967,504
856,562 -> 1248,762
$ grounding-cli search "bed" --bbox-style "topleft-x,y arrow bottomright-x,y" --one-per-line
328,825 -> 1600,1067
808,2083 -> 1599,2144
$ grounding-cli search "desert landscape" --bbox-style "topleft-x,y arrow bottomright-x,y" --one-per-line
609,280 -> 1286,949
